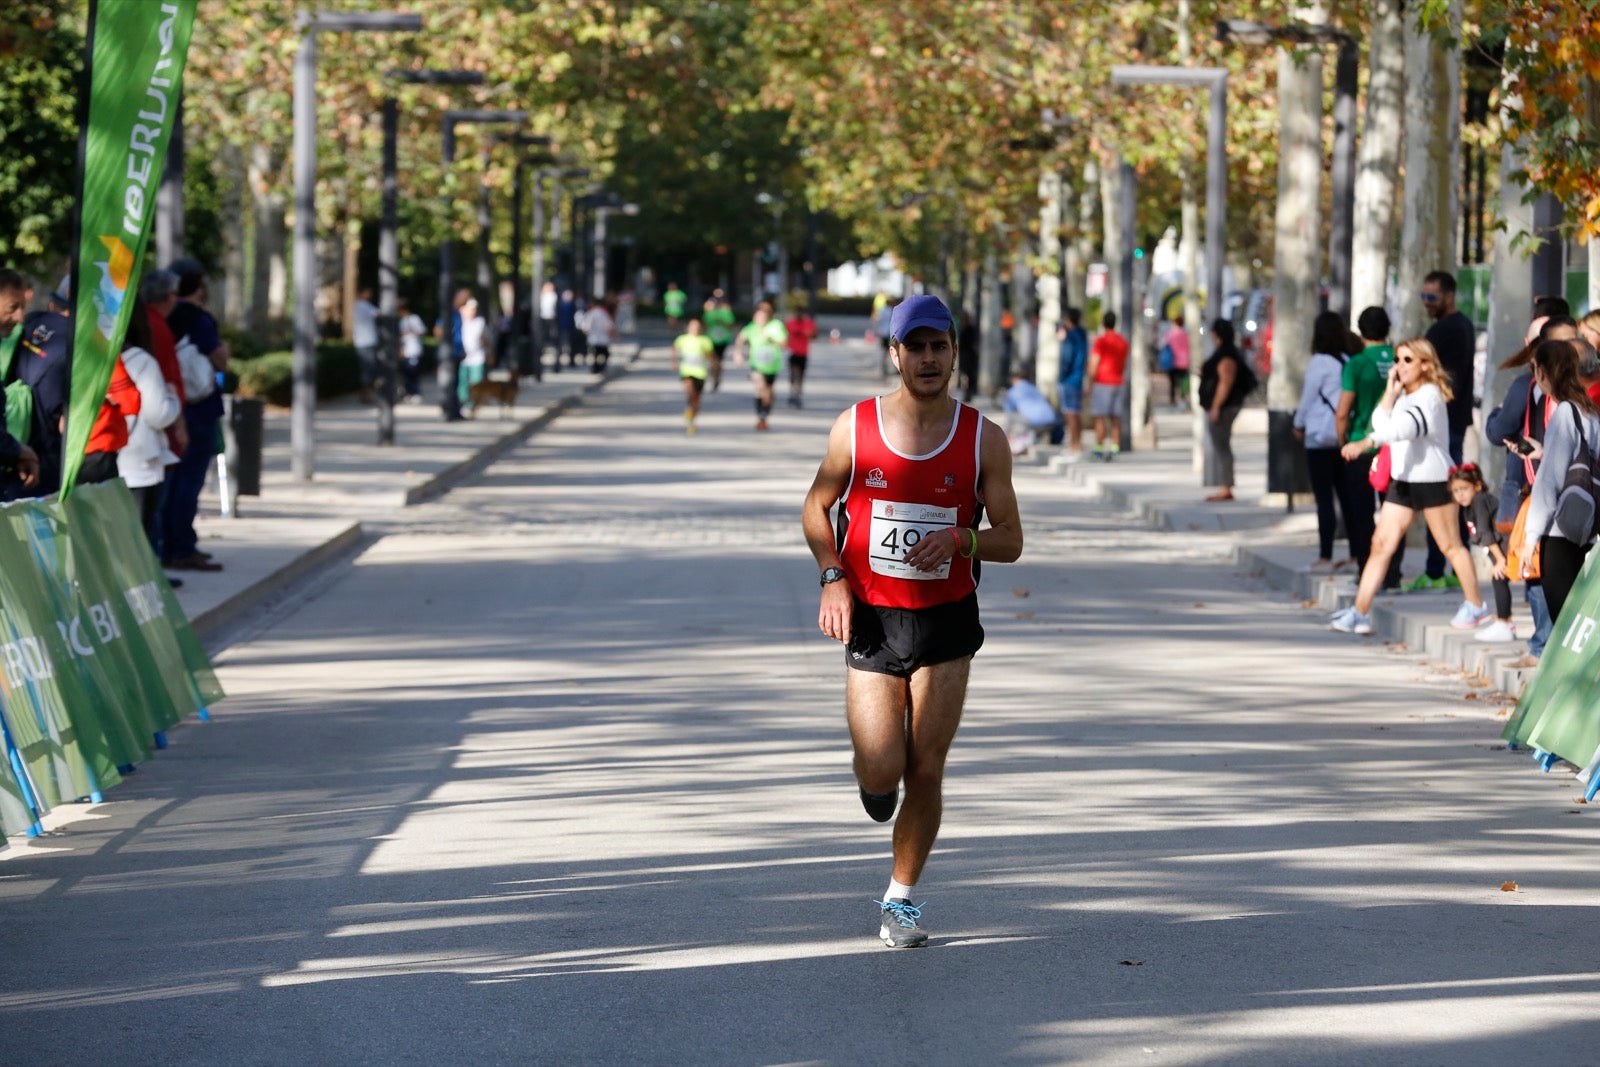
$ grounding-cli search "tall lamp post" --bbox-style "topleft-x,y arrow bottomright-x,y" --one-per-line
293,9 -> 421,480
437,107 -> 526,421
378,69 -> 484,446
490,133 -> 554,376
592,200 -> 640,302
529,156 -> 577,364
1216,19 -> 1359,319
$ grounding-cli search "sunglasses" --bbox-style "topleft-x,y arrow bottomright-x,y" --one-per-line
1420,292 -> 1440,303
1399,356 -> 1417,363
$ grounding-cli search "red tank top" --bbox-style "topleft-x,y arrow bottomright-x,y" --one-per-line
838,397 -> 984,609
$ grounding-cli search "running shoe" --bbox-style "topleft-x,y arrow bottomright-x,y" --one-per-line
1330,609 -> 1373,635
686,421 -> 697,436
1404,574 -> 1441,592
1474,619 -> 1516,643
1449,600 -> 1493,629
877,898 -> 929,949
756,418 -> 769,431
860,786 -> 897,823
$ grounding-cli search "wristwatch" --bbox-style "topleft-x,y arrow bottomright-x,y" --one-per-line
820,566 -> 846,587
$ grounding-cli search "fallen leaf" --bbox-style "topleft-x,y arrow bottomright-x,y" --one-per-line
1573,797 -> 1588,805
1463,693 -> 1479,700
1012,587 -> 1030,598
1193,602 -> 1206,609
1469,678 -> 1490,688
1119,959 -> 1143,966
1501,881 -> 1518,892
1300,599 -> 1317,608
1015,611 -> 1036,620
1497,707 -> 1512,717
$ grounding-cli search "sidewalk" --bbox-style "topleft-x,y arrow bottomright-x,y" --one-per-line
1040,405 -> 1538,699
175,339 -> 658,647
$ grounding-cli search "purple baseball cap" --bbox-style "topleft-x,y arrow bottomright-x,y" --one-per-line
889,294 -> 953,342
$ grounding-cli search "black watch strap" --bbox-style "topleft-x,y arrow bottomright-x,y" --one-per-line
820,566 -> 846,587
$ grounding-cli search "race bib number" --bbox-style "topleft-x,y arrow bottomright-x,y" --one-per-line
868,499 -> 956,580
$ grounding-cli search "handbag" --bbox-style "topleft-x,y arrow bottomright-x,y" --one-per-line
1507,493 -> 1542,581
1368,445 -> 1392,493
1157,344 -> 1175,373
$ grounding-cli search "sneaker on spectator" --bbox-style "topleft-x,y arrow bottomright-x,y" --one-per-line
1404,574 -> 1440,592
1449,600 -> 1492,629
1474,620 -> 1516,643
1440,574 -> 1462,590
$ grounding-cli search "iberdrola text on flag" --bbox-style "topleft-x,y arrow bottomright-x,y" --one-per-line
62,0 -> 197,496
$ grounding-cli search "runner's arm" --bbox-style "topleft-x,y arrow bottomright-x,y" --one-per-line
803,412 -> 855,644
973,418 -> 1023,562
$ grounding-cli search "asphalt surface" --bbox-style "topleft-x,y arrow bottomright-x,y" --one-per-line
2,335 -> 1597,1066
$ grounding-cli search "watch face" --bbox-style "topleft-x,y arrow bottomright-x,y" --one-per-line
821,567 -> 846,586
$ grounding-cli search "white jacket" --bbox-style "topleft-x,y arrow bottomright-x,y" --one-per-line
116,346 -> 182,489
1369,382 -> 1451,483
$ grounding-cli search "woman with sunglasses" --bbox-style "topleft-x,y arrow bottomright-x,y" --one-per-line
1332,338 -> 1490,635
1516,338 -> 1600,622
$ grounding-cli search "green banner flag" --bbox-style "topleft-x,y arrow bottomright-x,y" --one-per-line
1506,550 -> 1600,767
62,0 -> 197,496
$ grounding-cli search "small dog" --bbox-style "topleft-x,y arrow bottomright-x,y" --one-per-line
467,372 -> 518,419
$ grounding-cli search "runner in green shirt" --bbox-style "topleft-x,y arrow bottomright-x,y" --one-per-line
702,291 -> 736,392
673,318 -> 714,435
662,282 -> 688,329
733,302 -> 788,431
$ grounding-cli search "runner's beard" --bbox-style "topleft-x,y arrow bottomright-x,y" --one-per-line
901,359 -> 955,399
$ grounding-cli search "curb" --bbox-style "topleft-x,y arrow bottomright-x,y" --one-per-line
190,520 -> 366,650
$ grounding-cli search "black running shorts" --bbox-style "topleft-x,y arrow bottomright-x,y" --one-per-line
846,593 -> 984,677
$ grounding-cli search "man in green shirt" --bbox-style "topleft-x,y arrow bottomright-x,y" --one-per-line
733,301 -> 788,431
662,282 -> 688,330
702,290 -> 736,392
1336,305 -> 1399,584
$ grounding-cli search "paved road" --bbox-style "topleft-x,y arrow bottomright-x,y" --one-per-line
2,336 -> 1597,1065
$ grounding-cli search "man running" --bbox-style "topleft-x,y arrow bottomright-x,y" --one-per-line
662,282 -> 688,332
703,290 -> 736,392
802,294 -> 1024,948
733,301 -> 787,431
785,306 -> 817,408
672,317 -> 712,434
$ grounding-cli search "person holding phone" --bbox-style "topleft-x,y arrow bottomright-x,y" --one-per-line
1332,338 -> 1490,636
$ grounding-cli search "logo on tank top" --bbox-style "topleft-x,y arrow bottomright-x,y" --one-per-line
866,467 -> 888,488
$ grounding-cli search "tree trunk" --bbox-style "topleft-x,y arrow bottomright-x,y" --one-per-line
979,247 -> 1003,397
342,221 -> 359,342
220,142 -> 246,328
1396,0 -> 1462,340
1035,166 -> 1063,401
1099,152 -> 1123,333
1351,0 -> 1405,324
250,144 -> 288,334
1483,124 -> 1534,496
1270,44 -> 1324,414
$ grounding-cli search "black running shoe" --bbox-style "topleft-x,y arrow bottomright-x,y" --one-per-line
877,898 -> 929,948
860,787 -> 898,823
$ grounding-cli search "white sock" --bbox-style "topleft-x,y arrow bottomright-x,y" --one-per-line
885,878 -> 915,902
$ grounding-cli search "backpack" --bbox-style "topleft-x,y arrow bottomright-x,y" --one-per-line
1232,355 -> 1259,402
177,334 -> 216,400
1553,404 -> 1600,543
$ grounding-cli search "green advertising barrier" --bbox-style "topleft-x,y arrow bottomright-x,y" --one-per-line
0,482 -> 221,842
1503,549 -> 1600,774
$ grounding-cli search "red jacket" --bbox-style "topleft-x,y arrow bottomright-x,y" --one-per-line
84,356 -> 140,455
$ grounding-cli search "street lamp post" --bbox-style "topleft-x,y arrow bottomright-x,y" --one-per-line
593,200 -> 639,302
489,134 -> 553,376
377,70 -> 484,446
437,108 -> 526,421
1216,19 -> 1360,319
293,9 -> 421,480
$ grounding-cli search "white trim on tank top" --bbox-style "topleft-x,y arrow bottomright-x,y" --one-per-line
874,396 -> 962,462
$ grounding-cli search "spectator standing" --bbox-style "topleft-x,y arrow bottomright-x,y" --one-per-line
587,296 -> 616,373
0,270 -> 44,495
457,297 -> 488,413
1333,338 -> 1490,635
1199,319 -> 1251,501
1517,338 -> 1600,623
553,288 -> 577,372
161,258 -> 229,572
537,281 -> 559,373
397,299 -> 425,403
1336,307 -> 1397,583
1086,310 -> 1128,462
134,269 -> 189,558
785,306 -> 817,408
352,285 -> 379,404
11,283 -> 74,494
1160,314 -> 1191,408
1294,311 -> 1357,569
112,299 -> 181,516
434,287 -> 471,421
1057,307 -> 1089,462
1415,270 -> 1477,589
